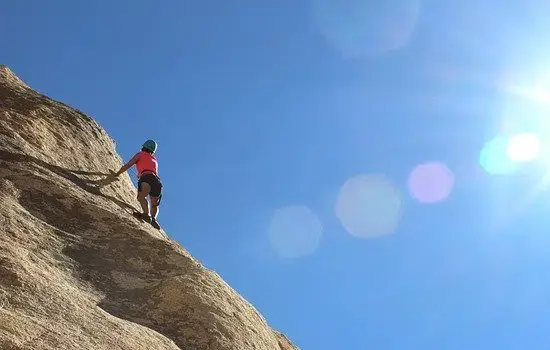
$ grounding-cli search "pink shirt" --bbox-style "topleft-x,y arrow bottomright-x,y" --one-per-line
135,151 -> 158,176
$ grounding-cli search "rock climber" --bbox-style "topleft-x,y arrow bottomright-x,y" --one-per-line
102,139 -> 163,229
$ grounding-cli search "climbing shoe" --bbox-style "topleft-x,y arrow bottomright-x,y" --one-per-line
150,218 -> 161,230
133,211 -> 152,223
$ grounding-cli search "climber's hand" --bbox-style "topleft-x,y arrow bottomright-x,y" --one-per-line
99,173 -> 118,186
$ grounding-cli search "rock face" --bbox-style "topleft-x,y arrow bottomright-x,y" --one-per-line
0,65 -> 298,350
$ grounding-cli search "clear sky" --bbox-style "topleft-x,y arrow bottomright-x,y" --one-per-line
4,1 -> 550,349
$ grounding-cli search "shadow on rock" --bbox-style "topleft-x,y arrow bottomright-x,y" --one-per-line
0,149 -> 136,213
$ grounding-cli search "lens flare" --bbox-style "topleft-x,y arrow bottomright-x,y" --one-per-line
335,174 -> 402,238
506,133 -> 542,162
480,136 -> 519,175
408,161 -> 455,204
268,205 -> 323,259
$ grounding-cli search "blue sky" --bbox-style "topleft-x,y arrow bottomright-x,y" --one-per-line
5,1 -> 550,349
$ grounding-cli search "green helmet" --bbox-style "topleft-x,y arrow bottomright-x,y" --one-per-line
142,139 -> 157,153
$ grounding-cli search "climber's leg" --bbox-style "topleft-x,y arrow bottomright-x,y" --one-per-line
148,177 -> 162,229
149,195 -> 161,229
150,195 -> 160,219
147,175 -> 162,218
137,180 -> 151,217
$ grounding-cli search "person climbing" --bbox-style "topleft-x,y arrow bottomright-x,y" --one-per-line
101,139 -> 163,229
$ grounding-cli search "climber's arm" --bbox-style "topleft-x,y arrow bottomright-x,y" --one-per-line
112,153 -> 140,177
101,153 -> 140,185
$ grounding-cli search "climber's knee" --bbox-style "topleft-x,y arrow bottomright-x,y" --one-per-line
150,195 -> 161,207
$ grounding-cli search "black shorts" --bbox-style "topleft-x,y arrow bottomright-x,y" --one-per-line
138,173 -> 163,198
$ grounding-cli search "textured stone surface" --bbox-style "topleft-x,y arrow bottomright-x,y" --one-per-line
0,65 -> 298,350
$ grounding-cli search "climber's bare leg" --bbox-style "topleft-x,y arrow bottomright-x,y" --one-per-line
150,196 -> 160,219
137,182 -> 151,216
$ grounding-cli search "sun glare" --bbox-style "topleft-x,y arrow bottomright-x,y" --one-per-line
506,133 -> 542,162
485,72 -> 550,171
480,133 -> 544,174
